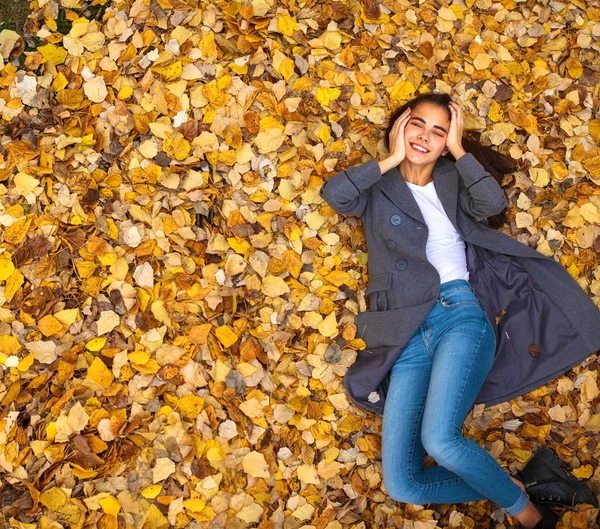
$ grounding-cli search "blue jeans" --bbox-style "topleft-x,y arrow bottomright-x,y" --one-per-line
382,279 -> 530,516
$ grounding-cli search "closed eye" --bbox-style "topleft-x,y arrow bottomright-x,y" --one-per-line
411,121 -> 445,137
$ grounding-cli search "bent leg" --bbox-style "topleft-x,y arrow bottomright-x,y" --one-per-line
382,320 -> 494,506
420,311 -> 529,515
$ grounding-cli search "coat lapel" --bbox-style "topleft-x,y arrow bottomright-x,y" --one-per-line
374,155 -> 459,228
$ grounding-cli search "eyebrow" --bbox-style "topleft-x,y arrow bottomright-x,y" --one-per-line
410,116 -> 448,134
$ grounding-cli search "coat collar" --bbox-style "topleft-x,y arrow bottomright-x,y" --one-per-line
374,155 -> 459,228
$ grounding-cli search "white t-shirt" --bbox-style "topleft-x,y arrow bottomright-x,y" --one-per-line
405,180 -> 469,284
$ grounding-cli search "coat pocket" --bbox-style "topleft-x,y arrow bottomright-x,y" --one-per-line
366,272 -> 392,311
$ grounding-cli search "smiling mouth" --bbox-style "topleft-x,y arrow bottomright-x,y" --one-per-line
410,143 -> 430,153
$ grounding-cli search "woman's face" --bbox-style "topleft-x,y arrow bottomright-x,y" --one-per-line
403,102 -> 450,163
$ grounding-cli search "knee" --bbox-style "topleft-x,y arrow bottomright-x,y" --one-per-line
421,431 -> 465,469
383,473 -> 427,505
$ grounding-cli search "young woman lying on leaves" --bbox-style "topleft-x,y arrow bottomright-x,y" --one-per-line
319,93 -> 600,529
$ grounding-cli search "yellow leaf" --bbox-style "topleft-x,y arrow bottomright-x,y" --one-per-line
0,336 -> 21,355
0,253 -> 16,281
255,128 -> 284,153
184,497 -> 207,512
86,357 -> 114,388
128,350 -> 150,364
199,31 -> 217,59
152,61 -> 183,81
567,59 -> 583,79
487,100 -> 504,122
507,108 -> 538,135
117,85 -> 133,100
215,325 -> 238,348
99,495 -> 121,515
71,463 -> 99,479
142,504 -> 169,529
326,270 -> 349,287
3,217 -> 32,244
75,261 -> 98,279
54,309 -> 80,327
84,76 -> 108,103
17,353 -> 34,372
573,464 -> 593,479
388,80 -> 416,105
322,31 -> 342,50
14,172 -> 40,196
277,13 -> 297,36
86,337 -> 106,352
178,395 -> 205,420
141,484 -> 162,499
317,311 -> 338,337
189,324 -> 212,344
38,43 -> 68,64
202,80 -> 230,107
529,168 -> 549,187
261,275 -> 290,297
272,50 -> 295,81
46,421 -> 57,441
5,269 -> 24,301
38,315 -> 64,337
214,358 -> 230,383
40,487 -> 68,510
337,414 -> 363,434
582,156 -> 600,178
315,87 -> 341,107
52,71 -> 69,91
589,120 -> 600,143
242,451 -> 270,478
163,133 -> 191,161
315,124 -> 331,144
297,464 -> 320,484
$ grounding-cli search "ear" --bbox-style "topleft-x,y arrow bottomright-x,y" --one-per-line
442,147 -> 449,156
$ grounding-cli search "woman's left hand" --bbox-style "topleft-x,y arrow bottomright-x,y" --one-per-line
446,102 -> 466,159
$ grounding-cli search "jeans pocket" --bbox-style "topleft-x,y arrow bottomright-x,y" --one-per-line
439,288 -> 480,308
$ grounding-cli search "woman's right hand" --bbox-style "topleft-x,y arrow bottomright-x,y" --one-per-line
379,107 -> 411,174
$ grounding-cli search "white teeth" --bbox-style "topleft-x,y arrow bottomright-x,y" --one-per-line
412,143 -> 429,153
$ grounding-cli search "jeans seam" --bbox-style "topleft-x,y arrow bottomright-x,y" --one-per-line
451,314 -> 487,429
423,321 -> 434,359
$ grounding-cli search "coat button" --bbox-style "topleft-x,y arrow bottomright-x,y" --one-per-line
395,259 -> 407,270
386,239 -> 397,250
390,215 -> 402,226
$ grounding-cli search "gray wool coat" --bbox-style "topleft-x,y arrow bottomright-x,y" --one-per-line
319,153 -> 600,415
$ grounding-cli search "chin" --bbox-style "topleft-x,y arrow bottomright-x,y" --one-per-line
406,153 -> 441,164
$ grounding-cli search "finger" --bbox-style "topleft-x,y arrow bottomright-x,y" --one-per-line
393,110 -> 410,128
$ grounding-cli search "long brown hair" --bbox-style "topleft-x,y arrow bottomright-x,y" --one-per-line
384,93 -> 513,228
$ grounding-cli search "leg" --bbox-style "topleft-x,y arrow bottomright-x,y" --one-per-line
420,308 -> 530,515
382,317 -> 491,505
381,328 -> 434,503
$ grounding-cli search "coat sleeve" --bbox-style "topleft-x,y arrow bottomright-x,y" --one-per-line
319,158 -> 382,217
455,153 -> 508,218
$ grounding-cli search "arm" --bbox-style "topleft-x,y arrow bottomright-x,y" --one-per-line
445,104 -> 508,219
319,158 -> 383,217
455,152 -> 509,218
320,109 -> 412,217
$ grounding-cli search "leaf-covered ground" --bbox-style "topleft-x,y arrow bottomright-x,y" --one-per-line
1,0 -> 600,528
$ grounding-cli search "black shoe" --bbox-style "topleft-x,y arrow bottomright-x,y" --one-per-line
531,502 -> 558,529
516,446 -> 598,509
